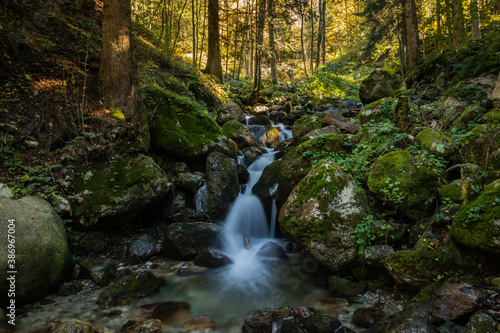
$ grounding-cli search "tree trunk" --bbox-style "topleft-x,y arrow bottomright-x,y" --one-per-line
471,0 -> 481,39
205,0 -> 223,82
300,11 -> 309,77
192,0 -> 197,66
436,0 -> 442,50
310,0 -> 314,74
452,0 -> 465,44
315,0 -> 323,70
404,0 -> 421,73
100,0 -> 141,121
253,0 -> 266,90
268,0 -> 278,84
321,0 -> 326,65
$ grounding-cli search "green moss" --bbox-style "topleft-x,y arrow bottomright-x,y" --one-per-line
143,85 -> 223,160
416,129 -> 454,156
359,98 -> 398,124
484,110 -> 500,122
291,114 -> 324,139
461,124 -> 500,171
110,107 -> 126,121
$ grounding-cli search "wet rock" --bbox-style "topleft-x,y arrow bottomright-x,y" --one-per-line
254,306 -> 293,320
121,319 -> 162,333
281,318 -> 307,333
364,245 -> 395,268
279,159 -> 372,272
269,111 -> 289,124
96,270 -> 165,305
176,172 -> 204,192
145,302 -> 190,324
352,307 -> 384,328
303,310 -> 342,333
328,276 -> 356,297
183,315 -> 215,330
431,281 -> 489,324
252,104 -> 270,115
0,196 -> 73,305
0,183 -> 12,198
256,241 -> 288,259
194,248 -> 233,268
247,115 -> 272,125
465,310 -> 497,333
80,258 -> 118,286
163,222 -> 222,260
57,281 -> 82,296
252,160 -> 280,202
217,101 -> 244,125
242,317 -> 271,333
292,306 -> 314,322
438,321 -> 465,333
128,234 -> 162,264
223,120 -> 257,149
54,319 -> 93,333
242,146 -> 267,165
238,164 -> 250,185
337,327 -> 356,333
73,155 -> 171,228
249,125 -> 281,148
205,152 -> 239,219
451,179 -> 500,253
359,69 -> 398,104
172,162 -> 189,175
291,114 -> 323,142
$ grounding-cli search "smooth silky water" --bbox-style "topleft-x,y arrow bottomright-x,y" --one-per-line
15,125 -> 367,332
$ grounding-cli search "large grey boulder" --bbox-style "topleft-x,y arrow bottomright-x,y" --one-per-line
359,69 -> 398,104
279,159 -> 372,272
205,152 -> 239,219
73,155 -> 171,228
217,101 -> 245,125
0,196 -> 73,305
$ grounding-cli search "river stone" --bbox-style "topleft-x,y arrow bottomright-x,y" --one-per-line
147,302 -> 190,324
252,160 -> 281,201
281,318 -> 307,333
222,120 -> 256,149
359,69 -> 398,104
249,125 -> 281,148
256,241 -> 288,259
242,146 -> 267,165
0,196 -> 73,305
367,150 -> 441,222
194,248 -> 232,267
279,160 -> 372,273
73,155 -> 171,228
80,258 -> 117,286
121,319 -> 162,333
217,101 -> 244,125
292,306 -> 314,322
465,310 -> 497,333
205,152 -> 239,219
183,315 -> 215,330
242,317 -> 272,333
431,281 -> 489,324
54,319 -> 94,333
437,321 -> 466,333
328,276 -> 356,297
163,222 -> 222,260
364,245 -> 395,268
352,306 -> 384,328
176,172 -> 204,192
127,234 -> 162,264
303,310 -> 342,333
247,115 -> 272,125
145,86 -> 224,160
0,183 -> 11,198
96,270 -> 165,305
251,104 -> 270,115
237,164 -> 250,185
451,179 -> 500,253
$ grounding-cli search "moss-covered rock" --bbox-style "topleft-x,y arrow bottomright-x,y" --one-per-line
54,319 -> 94,333
144,86 -> 224,160
279,160 -> 372,272
384,237 -> 483,291
0,196 -> 73,305
303,310 -> 342,333
252,160 -> 281,202
367,150 -> 441,221
248,125 -> 281,148
439,179 -> 477,203
451,179 -> 500,253
359,69 -> 399,105
484,109 -> 500,122
163,222 -> 222,260
416,129 -> 454,157
461,124 -> 500,171
291,114 -> 324,141
73,155 -> 171,228
277,133 -> 347,209
454,106 -> 487,129
359,98 -> 398,124
222,120 -> 256,149
217,101 -> 244,125
465,310 -> 497,333
205,152 -> 239,219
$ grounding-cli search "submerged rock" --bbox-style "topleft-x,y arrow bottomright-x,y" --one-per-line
194,248 -> 232,267
256,241 -> 288,259
0,196 -> 73,305
279,159 -> 372,273
96,270 -> 165,305
163,222 -> 222,260
145,302 -> 190,324
205,152 -> 239,219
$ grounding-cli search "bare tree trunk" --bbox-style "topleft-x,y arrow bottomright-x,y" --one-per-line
205,0 -> 223,82
436,0 -> 442,51
310,0 -> 314,74
471,0 -> 481,39
300,11 -> 309,77
192,0 -> 197,66
452,0 -> 465,44
404,0 -> 421,74
253,0 -> 266,90
198,0 -> 207,68
315,0 -> 323,70
268,0 -> 278,84
101,0 -> 141,121
321,0 -> 326,65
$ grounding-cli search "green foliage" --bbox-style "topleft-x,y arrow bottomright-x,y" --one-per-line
379,179 -> 405,206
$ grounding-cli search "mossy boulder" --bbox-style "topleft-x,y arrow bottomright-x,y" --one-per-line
291,114 -> 324,141
359,69 -> 398,105
248,125 -> 281,148
439,179 -> 477,203
252,160 -> 281,201
359,98 -> 398,124
451,179 -> 500,253
383,237 -> 483,291
454,106 -> 487,129
303,310 -> 342,333
73,155 -> 171,228
205,152 -> 239,219
54,319 -> 94,333
0,196 -> 73,305
367,150 -> 441,221
222,120 -> 256,149
465,310 -> 497,333
163,222 -> 222,260
217,101 -> 244,125
484,109 -> 500,122
279,160 -> 372,273
144,86 -> 224,160
416,129 -> 454,157
461,124 -> 500,171
277,133 -> 347,209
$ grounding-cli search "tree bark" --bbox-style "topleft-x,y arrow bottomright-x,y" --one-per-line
310,0 -> 314,74
192,0 -> 197,66
404,0 -> 421,73
268,0 -> 278,84
452,0 -> 465,44
471,0 -> 481,39
253,0 -> 266,90
205,0 -> 223,82
300,11 -> 309,77
100,0 -> 141,121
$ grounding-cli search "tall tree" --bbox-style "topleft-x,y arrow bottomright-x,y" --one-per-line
205,0 -> 223,82
101,0 -> 141,121
451,0 -> 465,44
253,0 -> 266,90
471,0 -> 482,39
268,0 -> 278,84
404,0 -> 421,73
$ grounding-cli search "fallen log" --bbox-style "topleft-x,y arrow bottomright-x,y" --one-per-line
322,114 -> 359,134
